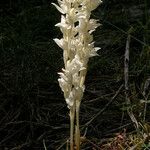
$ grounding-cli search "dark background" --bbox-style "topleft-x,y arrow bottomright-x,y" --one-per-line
0,0 -> 150,149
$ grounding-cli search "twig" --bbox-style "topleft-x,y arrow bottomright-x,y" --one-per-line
104,122 -> 132,136
0,125 -> 27,145
43,139 -> 47,150
85,138 -> 101,149
142,77 -> 150,122
104,21 -> 148,47
84,84 -> 123,127
124,33 -> 138,129
56,138 -> 68,150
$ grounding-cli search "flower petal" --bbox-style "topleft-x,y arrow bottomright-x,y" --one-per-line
51,3 -> 65,14
53,38 -> 63,49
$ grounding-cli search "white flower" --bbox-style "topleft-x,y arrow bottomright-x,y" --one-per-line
58,75 -> 72,99
55,15 -> 71,30
53,38 -> 68,50
90,47 -> 101,57
53,38 -> 63,48
52,0 -> 68,14
58,72 -> 68,82
68,8 -> 78,23
88,19 -> 101,33
83,32 -> 93,44
66,90 -> 75,107
53,0 -> 102,109
66,55 -> 85,75
58,78 -> 68,93
72,73 -> 80,88
78,18 -> 88,33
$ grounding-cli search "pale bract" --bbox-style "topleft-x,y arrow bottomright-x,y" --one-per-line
51,1 -> 67,14
82,0 -> 102,11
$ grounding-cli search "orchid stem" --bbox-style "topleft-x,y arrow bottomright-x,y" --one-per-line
75,102 -> 80,150
70,106 -> 75,150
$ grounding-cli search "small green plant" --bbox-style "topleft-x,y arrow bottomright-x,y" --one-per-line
52,0 -> 102,149
100,127 -> 150,150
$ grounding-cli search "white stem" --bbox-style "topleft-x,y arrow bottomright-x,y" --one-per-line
70,106 -> 75,150
75,101 -> 80,150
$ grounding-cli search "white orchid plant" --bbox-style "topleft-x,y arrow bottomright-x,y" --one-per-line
52,0 -> 102,149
